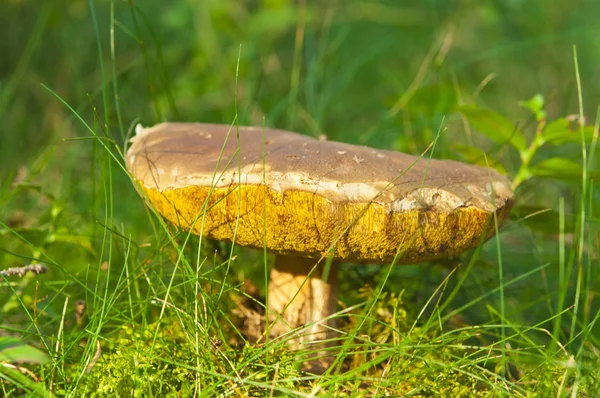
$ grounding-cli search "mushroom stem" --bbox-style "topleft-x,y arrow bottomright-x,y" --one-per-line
268,255 -> 339,351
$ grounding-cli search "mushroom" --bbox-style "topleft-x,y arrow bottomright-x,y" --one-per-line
126,122 -> 514,368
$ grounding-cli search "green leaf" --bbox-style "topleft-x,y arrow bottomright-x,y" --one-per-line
529,157 -> 585,180
542,119 -> 597,145
0,336 -> 50,364
542,118 -> 570,144
519,94 -> 546,121
460,106 -> 527,151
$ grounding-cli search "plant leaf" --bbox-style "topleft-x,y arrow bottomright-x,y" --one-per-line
460,106 -> 527,151
0,336 -> 50,364
529,157 -> 592,180
519,94 -> 546,121
542,119 -> 597,145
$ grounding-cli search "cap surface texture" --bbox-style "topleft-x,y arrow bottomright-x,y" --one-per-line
127,122 -> 514,264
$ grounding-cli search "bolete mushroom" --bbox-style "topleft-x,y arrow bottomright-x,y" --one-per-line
126,122 -> 514,366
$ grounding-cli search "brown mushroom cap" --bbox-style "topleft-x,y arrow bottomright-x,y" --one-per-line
126,122 -> 514,264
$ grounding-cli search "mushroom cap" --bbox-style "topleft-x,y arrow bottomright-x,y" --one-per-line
126,122 -> 514,264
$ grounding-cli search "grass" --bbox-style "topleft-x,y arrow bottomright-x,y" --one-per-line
1,0 -> 599,396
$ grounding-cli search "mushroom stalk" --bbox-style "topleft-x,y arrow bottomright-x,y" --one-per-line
268,255 -> 339,351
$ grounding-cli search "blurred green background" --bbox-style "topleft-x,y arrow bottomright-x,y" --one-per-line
3,0 -> 599,161
0,0 -> 599,393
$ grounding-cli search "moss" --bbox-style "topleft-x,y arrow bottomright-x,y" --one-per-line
84,322 -> 195,397
82,320 -> 304,397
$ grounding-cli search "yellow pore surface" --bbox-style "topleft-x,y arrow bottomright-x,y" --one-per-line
142,183 -> 510,265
